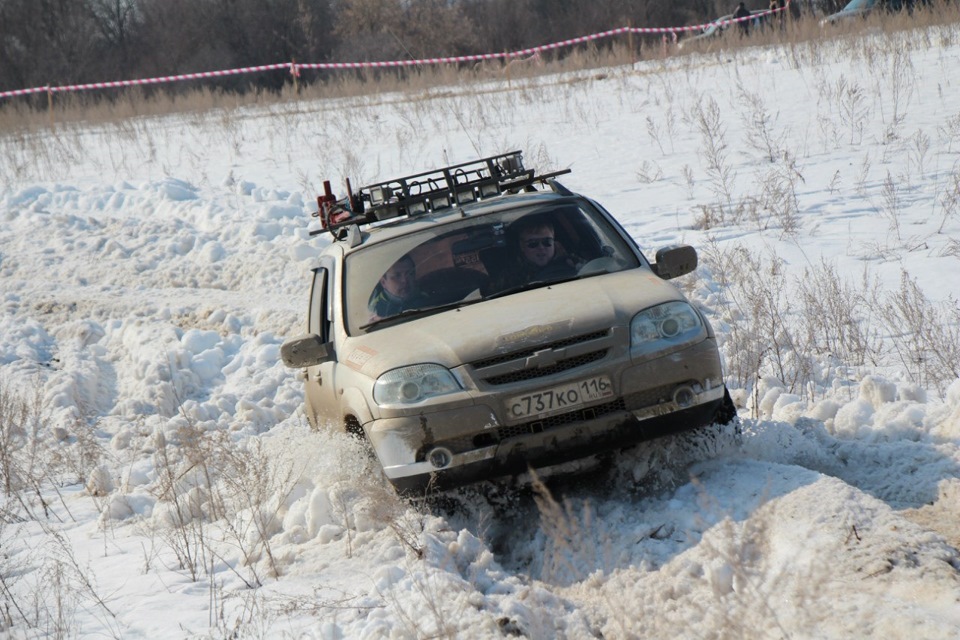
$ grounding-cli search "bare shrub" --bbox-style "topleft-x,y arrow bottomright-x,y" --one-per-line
737,83 -> 787,163
855,153 -> 872,196
827,169 -> 842,195
376,559 -> 468,640
0,519 -> 29,631
938,160 -> 960,233
694,96 -> 737,213
682,164 -> 696,199
692,204 -> 724,231
636,160 -> 664,183
882,48 -> 915,143
796,260 -> 881,370
879,170 -> 903,241
704,241 -> 959,402
908,128 -> 931,176
699,242 -> 815,403
531,475 -> 605,585
147,414 -> 310,586
939,111 -> 960,154
51,414 -> 105,489
836,76 -> 868,146
149,425 -> 213,582
875,272 -> 960,396
215,438 -> 305,582
755,153 -> 804,238
0,521 -> 121,639
0,379 -> 32,498
0,378 -> 72,520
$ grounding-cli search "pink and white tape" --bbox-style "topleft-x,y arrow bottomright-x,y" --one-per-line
0,6 -> 786,101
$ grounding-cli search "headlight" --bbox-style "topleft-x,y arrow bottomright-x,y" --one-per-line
373,364 -> 461,405
630,301 -> 706,357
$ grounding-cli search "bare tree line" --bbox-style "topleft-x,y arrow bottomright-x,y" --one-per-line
0,0 -> 843,97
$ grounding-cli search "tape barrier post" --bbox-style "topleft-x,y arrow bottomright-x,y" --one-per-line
47,87 -> 53,128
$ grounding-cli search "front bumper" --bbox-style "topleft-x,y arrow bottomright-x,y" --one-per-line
377,384 -> 728,494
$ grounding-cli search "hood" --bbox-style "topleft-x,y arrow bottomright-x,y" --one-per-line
341,269 -> 685,377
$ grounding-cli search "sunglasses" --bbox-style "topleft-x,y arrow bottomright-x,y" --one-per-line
523,238 -> 554,249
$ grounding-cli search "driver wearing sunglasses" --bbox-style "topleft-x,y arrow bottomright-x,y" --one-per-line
519,227 -> 556,268
500,213 -> 579,289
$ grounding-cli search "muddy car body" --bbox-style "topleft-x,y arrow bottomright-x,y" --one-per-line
282,152 -> 735,493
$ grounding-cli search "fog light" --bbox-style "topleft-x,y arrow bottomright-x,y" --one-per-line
674,386 -> 695,408
428,447 -> 453,469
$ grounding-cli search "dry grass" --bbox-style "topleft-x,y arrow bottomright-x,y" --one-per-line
0,3 -> 953,133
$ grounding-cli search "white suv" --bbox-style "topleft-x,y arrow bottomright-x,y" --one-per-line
282,152 -> 736,493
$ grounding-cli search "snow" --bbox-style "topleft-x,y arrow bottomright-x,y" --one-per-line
2,24 -> 960,639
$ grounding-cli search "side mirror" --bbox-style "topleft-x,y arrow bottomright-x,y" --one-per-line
281,334 -> 335,368
652,245 -> 698,280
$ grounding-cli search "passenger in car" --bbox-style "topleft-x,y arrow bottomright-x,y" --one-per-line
499,214 -> 580,289
368,254 -> 428,320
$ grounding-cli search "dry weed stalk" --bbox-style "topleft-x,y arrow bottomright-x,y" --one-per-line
738,84 -> 786,164
876,272 -> 960,396
836,76 -> 868,146
938,160 -> 960,233
694,96 -> 737,213
879,170 -> 903,241
797,261 -> 880,370
530,473 -> 607,585
216,438 -> 304,581
150,426 -> 211,582
703,238 -> 960,402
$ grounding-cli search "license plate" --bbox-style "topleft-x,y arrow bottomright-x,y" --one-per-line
506,376 -> 614,420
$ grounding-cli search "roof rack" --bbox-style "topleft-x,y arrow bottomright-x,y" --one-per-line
311,151 -> 571,238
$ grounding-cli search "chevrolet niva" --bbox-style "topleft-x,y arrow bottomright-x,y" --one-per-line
282,152 -> 737,493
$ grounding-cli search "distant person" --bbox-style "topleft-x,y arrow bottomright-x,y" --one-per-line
368,254 -> 427,320
789,0 -> 802,20
771,0 -> 786,29
500,214 -> 578,289
733,2 -> 752,36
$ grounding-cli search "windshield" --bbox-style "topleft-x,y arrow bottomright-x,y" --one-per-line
344,199 -> 643,333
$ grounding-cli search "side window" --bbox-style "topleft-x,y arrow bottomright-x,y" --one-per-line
308,267 -> 332,342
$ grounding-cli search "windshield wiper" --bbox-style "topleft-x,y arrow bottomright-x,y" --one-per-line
485,274 -> 583,301
360,298 -> 481,331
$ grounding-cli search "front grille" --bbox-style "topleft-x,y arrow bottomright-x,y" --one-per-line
472,329 -> 613,386
483,350 -> 607,385
471,330 -> 610,369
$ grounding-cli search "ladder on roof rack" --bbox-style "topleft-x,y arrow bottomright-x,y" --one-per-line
310,151 -> 571,238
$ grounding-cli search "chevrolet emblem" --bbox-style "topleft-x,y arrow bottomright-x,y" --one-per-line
525,348 -> 564,369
